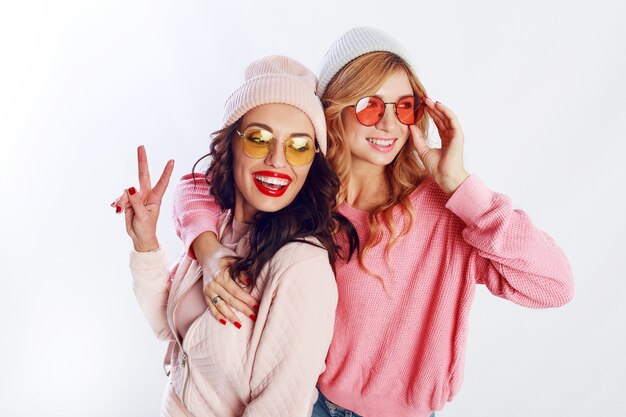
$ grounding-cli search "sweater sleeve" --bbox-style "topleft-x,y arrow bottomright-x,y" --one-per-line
172,173 -> 222,259
445,175 -> 574,308
243,248 -> 338,417
129,249 -> 174,341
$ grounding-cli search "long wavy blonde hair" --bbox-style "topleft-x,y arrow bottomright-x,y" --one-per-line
322,51 -> 430,279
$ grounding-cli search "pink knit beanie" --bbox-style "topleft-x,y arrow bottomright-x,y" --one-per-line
222,55 -> 327,155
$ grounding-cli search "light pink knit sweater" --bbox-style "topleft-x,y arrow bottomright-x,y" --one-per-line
172,174 -> 574,417
130,210 -> 338,417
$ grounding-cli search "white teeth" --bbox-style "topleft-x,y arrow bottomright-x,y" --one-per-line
254,175 -> 290,186
367,138 -> 394,146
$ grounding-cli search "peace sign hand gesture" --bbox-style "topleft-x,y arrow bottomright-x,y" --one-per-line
116,145 -> 175,252
410,98 -> 470,195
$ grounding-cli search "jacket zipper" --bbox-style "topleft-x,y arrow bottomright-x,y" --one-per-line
180,351 -> 190,405
170,267 -> 202,407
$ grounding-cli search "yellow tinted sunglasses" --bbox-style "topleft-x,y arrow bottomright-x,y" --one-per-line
237,128 -> 318,167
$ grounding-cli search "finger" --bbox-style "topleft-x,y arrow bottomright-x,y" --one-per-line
151,159 -> 175,201
431,101 -> 464,153
113,191 -> 130,213
126,186 -> 149,219
223,279 -> 259,320
424,106 -> 449,138
424,97 -> 450,130
235,272 -> 259,311
422,100 -> 447,132
111,191 -> 123,211
113,199 -> 123,214
218,268 -> 259,313
137,145 -> 152,191
124,206 -> 135,235
215,297 -> 243,328
424,97 -> 445,126
205,286 -> 242,328
434,101 -> 462,132
205,301 -> 228,326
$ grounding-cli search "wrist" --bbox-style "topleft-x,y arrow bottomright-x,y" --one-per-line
440,171 -> 470,195
133,238 -> 160,252
192,231 -> 220,262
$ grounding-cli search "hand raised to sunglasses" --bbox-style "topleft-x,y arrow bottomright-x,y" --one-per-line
410,98 -> 470,195
119,145 -> 175,251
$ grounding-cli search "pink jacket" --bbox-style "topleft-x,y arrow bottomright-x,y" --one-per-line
130,211 -> 338,416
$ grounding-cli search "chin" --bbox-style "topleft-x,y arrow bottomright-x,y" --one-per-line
253,195 -> 297,213
362,152 -> 400,167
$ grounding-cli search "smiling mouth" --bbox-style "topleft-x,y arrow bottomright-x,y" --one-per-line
366,137 -> 397,152
252,171 -> 292,197
367,138 -> 395,146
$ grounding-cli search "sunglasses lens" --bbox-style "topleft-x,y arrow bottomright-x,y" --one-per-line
354,97 -> 384,126
286,136 -> 316,166
242,128 -> 315,166
396,96 -> 419,125
242,128 -> 273,158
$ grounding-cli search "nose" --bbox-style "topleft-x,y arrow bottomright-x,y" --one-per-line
264,140 -> 287,169
375,103 -> 397,132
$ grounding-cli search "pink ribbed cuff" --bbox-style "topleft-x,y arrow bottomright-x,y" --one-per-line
444,175 -> 495,226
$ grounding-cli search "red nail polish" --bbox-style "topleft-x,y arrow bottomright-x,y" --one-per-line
253,305 -> 259,311
234,322 -> 241,329
115,205 -> 122,213
128,187 -> 136,195
219,319 -> 226,326
249,314 -> 256,321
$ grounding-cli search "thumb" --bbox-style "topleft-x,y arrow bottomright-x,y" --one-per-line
124,206 -> 136,237
126,186 -> 148,220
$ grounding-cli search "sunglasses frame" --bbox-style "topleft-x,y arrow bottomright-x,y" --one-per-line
348,95 -> 425,127
236,128 -> 319,167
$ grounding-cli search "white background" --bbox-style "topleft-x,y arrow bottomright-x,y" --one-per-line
1,0 -> 625,416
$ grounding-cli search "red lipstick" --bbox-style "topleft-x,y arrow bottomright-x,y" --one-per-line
252,171 -> 292,197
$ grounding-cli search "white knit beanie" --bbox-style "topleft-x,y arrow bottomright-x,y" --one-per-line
317,26 -> 413,97
222,55 -> 327,155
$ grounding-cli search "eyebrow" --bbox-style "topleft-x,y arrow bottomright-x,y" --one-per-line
242,122 -> 314,139
371,94 -> 415,101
